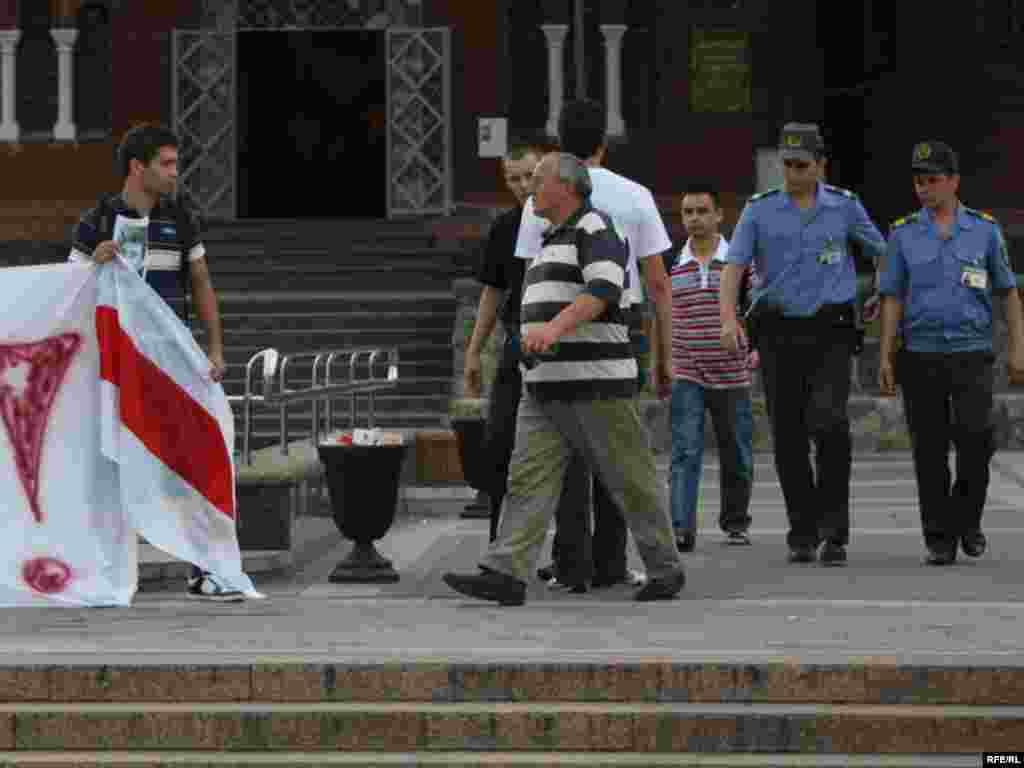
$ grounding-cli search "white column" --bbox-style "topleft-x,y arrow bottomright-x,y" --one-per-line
601,24 -> 627,138
50,28 -> 77,141
0,29 -> 19,142
540,24 -> 568,139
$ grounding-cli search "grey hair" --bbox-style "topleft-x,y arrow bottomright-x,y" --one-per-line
552,152 -> 592,200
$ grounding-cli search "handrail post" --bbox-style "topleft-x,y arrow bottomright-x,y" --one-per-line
349,350 -> 361,430
312,352 -> 329,444
278,353 -> 295,457
325,350 -> 343,436
238,348 -> 278,466
367,349 -> 382,428
242,356 -> 253,466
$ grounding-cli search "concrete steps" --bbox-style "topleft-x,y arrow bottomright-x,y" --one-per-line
3,701 -> 1021,752
194,253 -> 462,445
0,664 -> 1018,760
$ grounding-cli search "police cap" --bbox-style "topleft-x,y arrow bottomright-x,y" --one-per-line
779,123 -> 825,163
911,141 -> 959,175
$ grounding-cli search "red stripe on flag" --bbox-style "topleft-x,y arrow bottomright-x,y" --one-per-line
95,306 -> 235,519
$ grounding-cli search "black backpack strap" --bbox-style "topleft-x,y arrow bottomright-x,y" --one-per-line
95,194 -> 117,241
175,203 -> 199,327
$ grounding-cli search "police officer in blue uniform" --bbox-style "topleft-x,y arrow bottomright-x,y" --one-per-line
720,123 -> 886,566
878,141 -> 1024,566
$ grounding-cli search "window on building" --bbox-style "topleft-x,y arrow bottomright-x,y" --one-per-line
74,2 -> 112,139
15,4 -> 58,138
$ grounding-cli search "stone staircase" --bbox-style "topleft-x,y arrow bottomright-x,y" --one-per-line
0,662 -> 1010,765
198,219 -> 474,451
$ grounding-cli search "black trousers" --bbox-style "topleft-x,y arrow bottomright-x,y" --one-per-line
484,335 -> 594,582
549,310 -> 645,584
548,472 -> 629,584
757,317 -> 854,549
897,349 -> 995,550
484,335 -> 524,542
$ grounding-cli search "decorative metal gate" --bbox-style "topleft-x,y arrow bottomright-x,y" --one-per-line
171,30 -> 237,220
172,23 -> 451,218
386,27 -> 452,216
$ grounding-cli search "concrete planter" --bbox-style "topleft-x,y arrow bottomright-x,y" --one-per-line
318,443 -> 409,583
235,481 -> 295,551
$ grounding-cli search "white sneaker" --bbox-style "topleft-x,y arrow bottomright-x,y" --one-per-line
625,569 -> 647,587
546,576 -> 587,594
185,572 -> 245,602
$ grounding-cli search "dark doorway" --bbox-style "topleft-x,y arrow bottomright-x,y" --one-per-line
237,30 -> 386,218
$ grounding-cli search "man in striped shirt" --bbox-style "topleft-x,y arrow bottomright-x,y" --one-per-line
443,153 -> 685,605
68,124 -> 241,603
670,184 -> 756,553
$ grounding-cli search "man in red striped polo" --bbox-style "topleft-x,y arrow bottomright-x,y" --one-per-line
669,184 -> 757,553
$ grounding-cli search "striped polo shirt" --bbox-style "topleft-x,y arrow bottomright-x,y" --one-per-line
69,195 -> 205,322
520,203 -> 637,401
670,235 -> 754,389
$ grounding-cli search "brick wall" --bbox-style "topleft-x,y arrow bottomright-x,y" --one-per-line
0,0 -> 192,246
0,141 -> 118,243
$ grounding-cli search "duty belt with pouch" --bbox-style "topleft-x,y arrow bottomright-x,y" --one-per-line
746,302 -> 862,353
816,302 -> 863,354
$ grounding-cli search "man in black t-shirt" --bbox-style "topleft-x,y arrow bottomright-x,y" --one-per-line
464,144 -> 538,542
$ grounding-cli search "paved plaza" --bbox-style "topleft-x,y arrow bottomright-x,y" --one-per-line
3,452 -> 1024,668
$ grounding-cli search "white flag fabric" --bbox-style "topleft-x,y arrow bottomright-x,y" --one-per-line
0,260 -> 255,606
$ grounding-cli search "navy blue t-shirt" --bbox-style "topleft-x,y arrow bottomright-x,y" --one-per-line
69,195 -> 205,322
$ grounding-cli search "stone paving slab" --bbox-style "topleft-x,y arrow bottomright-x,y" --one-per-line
1,452 -> 1022,675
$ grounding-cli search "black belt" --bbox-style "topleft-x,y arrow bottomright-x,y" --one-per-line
749,302 -> 862,351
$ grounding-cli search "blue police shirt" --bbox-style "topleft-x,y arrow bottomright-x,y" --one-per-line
878,205 -> 1015,353
726,182 -> 886,317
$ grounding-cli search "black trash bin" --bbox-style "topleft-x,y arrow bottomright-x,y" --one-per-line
317,442 -> 408,583
451,416 -> 491,519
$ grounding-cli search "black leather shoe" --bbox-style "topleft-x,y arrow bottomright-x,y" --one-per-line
925,547 -> 956,566
443,569 -> 527,606
819,542 -> 847,566
536,564 -> 557,582
725,531 -> 752,546
960,529 -> 987,558
787,545 -> 817,564
634,569 -> 685,601
676,532 -> 696,553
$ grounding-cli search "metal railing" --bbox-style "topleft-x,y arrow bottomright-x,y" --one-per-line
228,346 -> 400,466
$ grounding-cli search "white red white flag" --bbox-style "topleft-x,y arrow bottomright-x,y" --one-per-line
0,260 -> 255,606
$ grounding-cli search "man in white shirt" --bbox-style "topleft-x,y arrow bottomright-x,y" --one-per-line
515,99 -> 674,589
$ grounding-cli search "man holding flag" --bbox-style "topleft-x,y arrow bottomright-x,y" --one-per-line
67,124 -> 253,602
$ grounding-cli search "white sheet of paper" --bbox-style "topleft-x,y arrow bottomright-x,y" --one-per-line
113,215 -> 148,273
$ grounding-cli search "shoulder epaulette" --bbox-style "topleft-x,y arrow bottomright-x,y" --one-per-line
890,212 -> 919,231
748,188 -> 781,203
825,184 -> 859,200
965,207 -> 998,225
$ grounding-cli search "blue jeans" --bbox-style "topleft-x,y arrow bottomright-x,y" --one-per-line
670,380 -> 754,535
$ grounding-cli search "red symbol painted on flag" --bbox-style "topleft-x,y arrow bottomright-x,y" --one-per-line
0,333 -> 82,523
22,557 -> 73,594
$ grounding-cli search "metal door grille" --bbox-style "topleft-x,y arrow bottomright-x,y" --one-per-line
171,30 -> 237,220
386,27 -> 452,216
